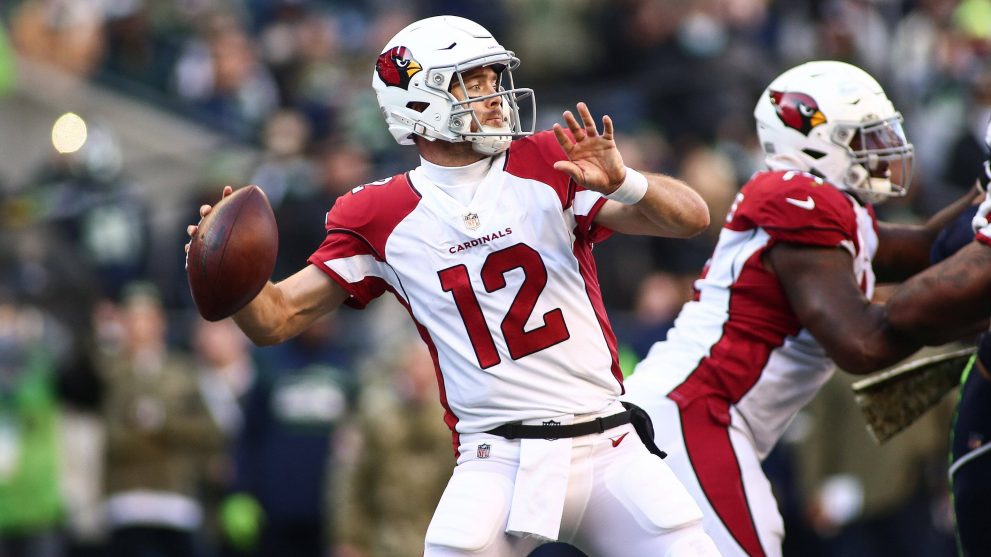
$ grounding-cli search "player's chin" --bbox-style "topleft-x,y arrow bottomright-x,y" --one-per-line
481,123 -> 510,135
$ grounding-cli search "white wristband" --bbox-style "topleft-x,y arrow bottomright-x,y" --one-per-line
605,167 -> 648,205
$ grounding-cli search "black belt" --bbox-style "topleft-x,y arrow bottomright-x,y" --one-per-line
485,410 -> 630,440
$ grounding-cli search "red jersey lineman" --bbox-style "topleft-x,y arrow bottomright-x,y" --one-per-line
624,60 -> 978,557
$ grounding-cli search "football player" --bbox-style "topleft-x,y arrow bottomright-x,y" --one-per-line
886,120 -> 991,343
622,60 -> 980,557
187,15 -> 719,557
884,118 -> 991,557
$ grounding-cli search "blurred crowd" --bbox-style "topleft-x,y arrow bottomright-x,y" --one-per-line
1,0 -> 990,556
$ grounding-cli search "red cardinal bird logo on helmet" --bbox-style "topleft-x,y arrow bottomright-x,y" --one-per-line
376,46 -> 423,89
770,91 -> 827,136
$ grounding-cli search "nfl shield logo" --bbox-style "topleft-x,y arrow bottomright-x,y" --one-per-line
477,443 -> 491,459
463,212 -> 480,230
542,419 -> 561,441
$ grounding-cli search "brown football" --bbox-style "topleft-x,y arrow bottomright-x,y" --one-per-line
187,185 -> 278,321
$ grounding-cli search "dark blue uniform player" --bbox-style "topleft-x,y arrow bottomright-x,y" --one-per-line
926,131 -> 991,557
949,331 -> 991,557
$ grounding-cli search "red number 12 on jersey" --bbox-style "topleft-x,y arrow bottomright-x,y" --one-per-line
438,243 -> 571,369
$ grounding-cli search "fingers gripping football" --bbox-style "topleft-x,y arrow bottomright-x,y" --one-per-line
185,186 -> 235,267
186,186 -> 277,321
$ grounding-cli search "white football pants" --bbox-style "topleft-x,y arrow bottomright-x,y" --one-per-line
621,392 -> 784,557
423,419 -> 721,556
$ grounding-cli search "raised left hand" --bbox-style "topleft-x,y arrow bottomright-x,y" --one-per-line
552,102 -> 626,195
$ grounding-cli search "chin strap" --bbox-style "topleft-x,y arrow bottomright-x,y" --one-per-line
843,164 -> 902,203
465,103 -> 516,155
468,124 -> 513,155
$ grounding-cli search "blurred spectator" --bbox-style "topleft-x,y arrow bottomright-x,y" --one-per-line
897,0 -> 991,216
942,65 -> 991,194
189,318 -> 255,555
9,0 -> 105,77
270,138 -> 374,280
100,2 -> 180,92
249,109 -> 314,210
20,120 -> 150,301
59,292 -> 107,557
0,223 -> 105,557
677,144 -> 739,241
794,353 -> 958,557
173,13 -> 278,141
889,0 -> 957,109
503,0 -> 593,86
0,301 -> 68,557
0,222 -> 104,557
333,339 -> 452,557
817,0 -> 891,81
0,226 -> 100,384
58,397 -> 106,557
191,319 -> 254,442
258,7 -> 350,141
615,271 -> 694,368
220,314 -> 355,557
247,108 -> 320,278
98,284 -> 224,557
601,0 -> 771,146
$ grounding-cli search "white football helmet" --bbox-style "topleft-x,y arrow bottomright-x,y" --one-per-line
372,15 -> 535,156
754,60 -> 914,200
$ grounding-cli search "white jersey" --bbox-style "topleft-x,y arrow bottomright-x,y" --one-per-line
308,131 -> 624,439
628,169 -> 879,459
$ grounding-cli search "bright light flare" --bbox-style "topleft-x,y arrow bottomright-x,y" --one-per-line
52,112 -> 88,154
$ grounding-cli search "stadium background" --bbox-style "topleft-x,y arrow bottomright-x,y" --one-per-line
0,1 -> 988,556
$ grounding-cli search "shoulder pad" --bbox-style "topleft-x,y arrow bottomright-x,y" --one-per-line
730,170 -> 859,247
325,173 -> 421,256
505,130 -> 573,208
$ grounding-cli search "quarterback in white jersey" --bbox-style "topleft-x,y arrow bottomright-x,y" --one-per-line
624,61 -> 979,557
309,132 -> 628,435
187,15 -> 719,557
